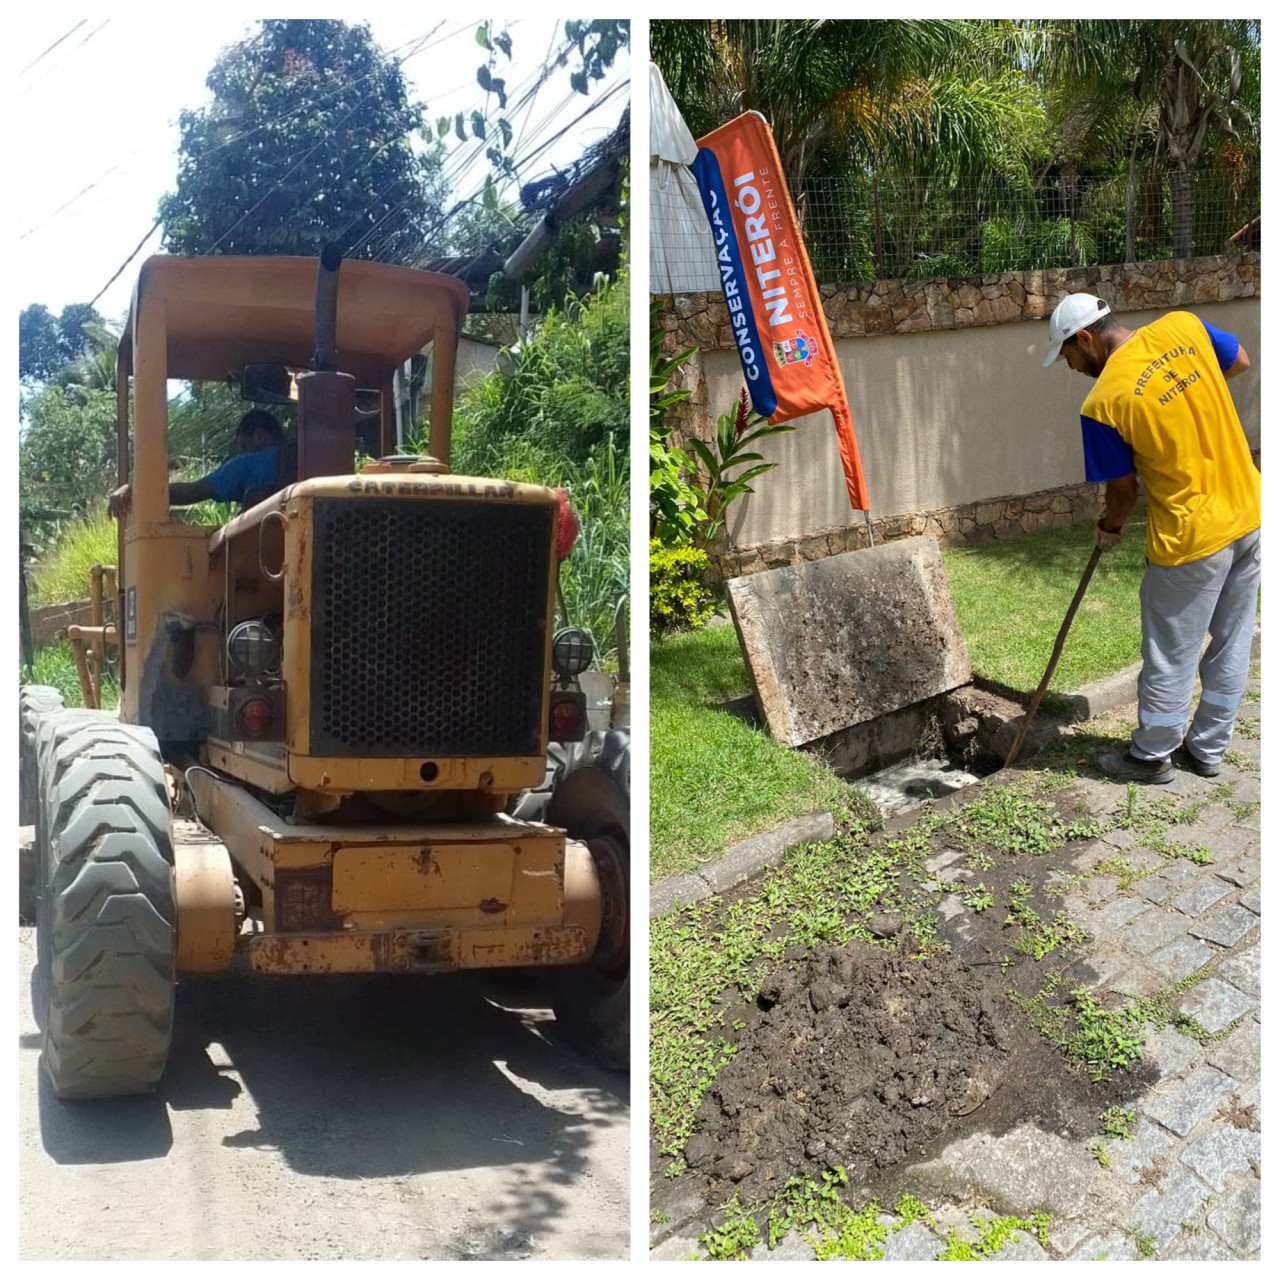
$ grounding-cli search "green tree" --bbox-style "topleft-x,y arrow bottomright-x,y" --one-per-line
19,305 -> 61,384
159,19 -> 447,260
19,384 -> 117,541
19,301 -> 104,385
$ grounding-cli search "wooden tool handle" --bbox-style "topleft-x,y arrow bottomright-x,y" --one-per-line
1004,544 -> 1105,769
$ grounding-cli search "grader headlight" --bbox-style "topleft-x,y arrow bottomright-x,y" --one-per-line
227,620 -> 281,680
552,628 -> 593,679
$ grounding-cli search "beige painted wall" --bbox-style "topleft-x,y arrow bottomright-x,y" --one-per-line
707,299 -> 1260,549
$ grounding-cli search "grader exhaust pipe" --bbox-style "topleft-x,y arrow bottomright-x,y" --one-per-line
296,245 -> 357,482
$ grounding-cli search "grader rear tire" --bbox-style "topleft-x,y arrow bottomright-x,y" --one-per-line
546,730 -> 630,1072
35,713 -> 177,1099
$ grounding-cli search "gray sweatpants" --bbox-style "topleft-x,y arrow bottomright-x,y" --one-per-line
1131,528 -> 1261,764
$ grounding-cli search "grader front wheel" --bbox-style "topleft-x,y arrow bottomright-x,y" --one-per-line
35,715 -> 177,1099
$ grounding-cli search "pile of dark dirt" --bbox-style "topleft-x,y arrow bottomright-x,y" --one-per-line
684,938 -> 1074,1201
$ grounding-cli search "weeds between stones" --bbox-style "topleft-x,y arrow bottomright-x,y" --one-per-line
1101,1106 -> 1136,1139
692,1173 -> 1052,1262
1133,1226 -> 1158,1258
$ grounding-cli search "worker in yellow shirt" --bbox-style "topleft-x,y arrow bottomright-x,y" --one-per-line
1043,293 -> 1260,784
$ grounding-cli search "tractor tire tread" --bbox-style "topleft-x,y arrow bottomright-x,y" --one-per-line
37,721 -> 176,1099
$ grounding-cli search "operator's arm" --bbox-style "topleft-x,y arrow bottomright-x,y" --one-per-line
1224,343 -> 1250,380
1100,472 -> 1139,532
107,475 -> 220,518
167,478 -> 218,506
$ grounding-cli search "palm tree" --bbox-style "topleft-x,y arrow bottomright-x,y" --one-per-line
652,20 -> 1026,193
60,321 -> 120,398
653,20 -> 1053,279
1021,20 -> 1259,259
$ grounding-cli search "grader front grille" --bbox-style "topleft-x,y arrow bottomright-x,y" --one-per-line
309,497 -> 552,757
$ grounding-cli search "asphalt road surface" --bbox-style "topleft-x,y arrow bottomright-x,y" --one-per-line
18,928 -> 629,1261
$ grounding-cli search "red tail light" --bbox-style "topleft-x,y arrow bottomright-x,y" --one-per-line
239,696 -> 274,738
549,693 -> 586,742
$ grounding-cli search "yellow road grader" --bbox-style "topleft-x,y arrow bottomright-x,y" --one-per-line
19,250 -> 629,1097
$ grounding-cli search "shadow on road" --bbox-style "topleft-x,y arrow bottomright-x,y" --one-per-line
173,967 -> 625,1166
36,1069 -> 176,1165
26,942 -> 630,1257
22,921 -> 630,1259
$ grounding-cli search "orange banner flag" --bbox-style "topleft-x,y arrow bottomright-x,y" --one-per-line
693,111 -> 869,514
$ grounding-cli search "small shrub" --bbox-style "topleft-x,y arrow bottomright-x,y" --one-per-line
650,539 -> 716,636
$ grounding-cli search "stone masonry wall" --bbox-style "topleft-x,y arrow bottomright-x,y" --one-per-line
714,480 -> 1105,579
657,255 -> 1260,578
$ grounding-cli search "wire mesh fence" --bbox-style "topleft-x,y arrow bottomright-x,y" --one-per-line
797,168 -> 1260,285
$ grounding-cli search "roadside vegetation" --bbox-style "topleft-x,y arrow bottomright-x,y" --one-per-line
446,271 -> 630,669
21,640 -> 119,711
26,510 -> 117,606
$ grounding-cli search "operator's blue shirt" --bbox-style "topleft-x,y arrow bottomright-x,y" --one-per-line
203,446 -> 279,503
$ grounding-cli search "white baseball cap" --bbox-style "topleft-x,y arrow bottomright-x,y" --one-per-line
1043,293 -> 1112,367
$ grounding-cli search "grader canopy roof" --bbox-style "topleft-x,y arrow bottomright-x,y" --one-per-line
118,255 -> 471,384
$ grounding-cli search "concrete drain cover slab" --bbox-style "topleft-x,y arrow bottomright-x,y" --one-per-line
727,536 -> 972,746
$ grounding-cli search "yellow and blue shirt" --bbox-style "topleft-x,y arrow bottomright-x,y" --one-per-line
1080,311 -> 1260,567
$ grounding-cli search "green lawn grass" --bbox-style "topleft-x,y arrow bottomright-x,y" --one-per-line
650,624 -> 852,882
940,513 -> 1147,696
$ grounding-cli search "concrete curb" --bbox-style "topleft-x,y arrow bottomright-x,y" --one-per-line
648,811 -> 835,919
1058,625 -> 1260,721
1060,659 -> 1142,721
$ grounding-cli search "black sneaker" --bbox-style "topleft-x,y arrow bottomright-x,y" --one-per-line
1176,744 -> 1221,778
1096,749 -> 1175,785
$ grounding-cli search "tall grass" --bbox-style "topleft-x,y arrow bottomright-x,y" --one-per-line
559,435 -> 629,670
28,508 -> 117,605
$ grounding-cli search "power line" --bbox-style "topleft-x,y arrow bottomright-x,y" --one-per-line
347,41 -> 581,261
18,20 -> 110,99
20,21 -> 86,75
20,150 -> 145,240
89,218 -> 162,309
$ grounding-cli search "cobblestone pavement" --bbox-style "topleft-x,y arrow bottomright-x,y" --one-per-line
651,675 -> 1261,1261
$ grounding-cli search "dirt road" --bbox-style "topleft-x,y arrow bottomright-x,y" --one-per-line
18,928 -> 629,1261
